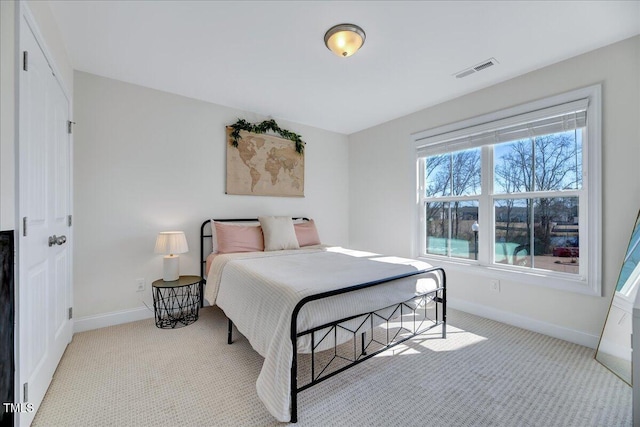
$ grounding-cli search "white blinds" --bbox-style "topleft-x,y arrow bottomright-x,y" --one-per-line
416,98 -> 588,156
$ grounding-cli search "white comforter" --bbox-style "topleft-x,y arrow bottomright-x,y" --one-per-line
204,246 -> 440,422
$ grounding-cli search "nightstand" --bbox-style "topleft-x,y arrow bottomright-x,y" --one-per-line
152,275 -> 201,329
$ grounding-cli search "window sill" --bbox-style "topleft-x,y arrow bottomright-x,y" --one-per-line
417,255 -> 599,296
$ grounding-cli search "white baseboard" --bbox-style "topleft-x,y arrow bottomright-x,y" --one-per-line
448,297 -> 600,349
74,306 -> 155,333
74,299 -> 599,348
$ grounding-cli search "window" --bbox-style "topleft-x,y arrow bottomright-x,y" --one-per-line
413,86 -> 601,295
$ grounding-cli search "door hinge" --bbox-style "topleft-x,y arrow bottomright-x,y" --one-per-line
23,51 -> 28,71
23,217 -> 27,237
23,383 -> 28,402
67,121 -> 75,134
68,307 -> 73,320
68,214 -> 72,227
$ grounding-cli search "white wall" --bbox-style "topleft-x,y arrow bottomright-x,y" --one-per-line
348,35 -> 640,347
73,71 -> 349,321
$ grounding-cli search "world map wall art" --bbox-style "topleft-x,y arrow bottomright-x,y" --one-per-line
225,126 -> 305,197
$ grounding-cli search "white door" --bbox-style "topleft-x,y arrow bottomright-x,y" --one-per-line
18,16 -> 73,427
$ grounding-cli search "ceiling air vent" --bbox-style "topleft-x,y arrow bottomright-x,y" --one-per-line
454,57 -> 499,79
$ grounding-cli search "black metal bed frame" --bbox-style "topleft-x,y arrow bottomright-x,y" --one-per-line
200,218 -> 446,423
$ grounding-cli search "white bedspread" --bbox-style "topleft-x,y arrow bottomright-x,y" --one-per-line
204,246 -> 440,422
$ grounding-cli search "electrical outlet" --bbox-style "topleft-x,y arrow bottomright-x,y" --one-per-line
136,278 -> 145,292
490,279 -> 500,292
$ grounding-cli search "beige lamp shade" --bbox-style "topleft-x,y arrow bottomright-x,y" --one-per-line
154,231 -> 189,255
155,231 -> 188,281
324,24 -> 366,58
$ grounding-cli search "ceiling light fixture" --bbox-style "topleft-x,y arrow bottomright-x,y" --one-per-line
324,23 -> 366,58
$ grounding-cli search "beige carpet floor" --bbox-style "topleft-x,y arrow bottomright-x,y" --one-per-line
33,307 -> 631,426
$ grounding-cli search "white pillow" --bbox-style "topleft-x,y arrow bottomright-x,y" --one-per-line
258,216 -> 300,251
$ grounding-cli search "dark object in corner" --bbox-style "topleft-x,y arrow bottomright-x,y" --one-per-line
1,230 -> 15,427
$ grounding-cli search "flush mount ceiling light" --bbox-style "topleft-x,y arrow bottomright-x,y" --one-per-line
324,23 -> 366,58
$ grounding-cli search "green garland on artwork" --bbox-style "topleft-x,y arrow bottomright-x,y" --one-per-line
229,119 -> 305,154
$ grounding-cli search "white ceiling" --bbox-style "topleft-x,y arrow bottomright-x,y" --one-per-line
48,1 -> 640,135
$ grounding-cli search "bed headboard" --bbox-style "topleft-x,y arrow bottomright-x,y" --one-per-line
200,218 -> 310,281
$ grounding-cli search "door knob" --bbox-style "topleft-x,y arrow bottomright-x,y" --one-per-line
48,235 -> 67,247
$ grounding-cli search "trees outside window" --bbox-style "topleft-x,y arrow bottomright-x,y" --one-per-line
425,148 -> 480,260
415,86 -> 601,295
423,131 -> 582,275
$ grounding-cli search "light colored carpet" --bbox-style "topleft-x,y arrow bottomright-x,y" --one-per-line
33,307 -> 631,426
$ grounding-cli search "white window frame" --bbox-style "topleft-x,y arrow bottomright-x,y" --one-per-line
412,85 -> 602,296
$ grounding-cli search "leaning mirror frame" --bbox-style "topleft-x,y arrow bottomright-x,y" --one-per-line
595,210 -> 640,385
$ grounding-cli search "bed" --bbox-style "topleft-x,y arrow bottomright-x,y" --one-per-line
200,217 -> 446,422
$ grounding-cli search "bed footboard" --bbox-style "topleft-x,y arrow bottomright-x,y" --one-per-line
289,267 -> 446,423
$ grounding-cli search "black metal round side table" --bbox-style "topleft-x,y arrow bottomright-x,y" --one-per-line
152,275 -> 201,329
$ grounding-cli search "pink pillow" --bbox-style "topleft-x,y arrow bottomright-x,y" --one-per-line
294,220 -> 321,247
215,222 -> 264,253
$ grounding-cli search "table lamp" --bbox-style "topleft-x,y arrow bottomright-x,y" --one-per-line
154,231 -> 189,281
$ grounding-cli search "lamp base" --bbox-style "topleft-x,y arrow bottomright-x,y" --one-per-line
163,255 -> 180,281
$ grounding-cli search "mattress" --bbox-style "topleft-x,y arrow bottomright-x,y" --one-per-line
204,246 -> 440,421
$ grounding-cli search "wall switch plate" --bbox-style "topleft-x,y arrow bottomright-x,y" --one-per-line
136,278 -> 145,292
490,279 -> 500,292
